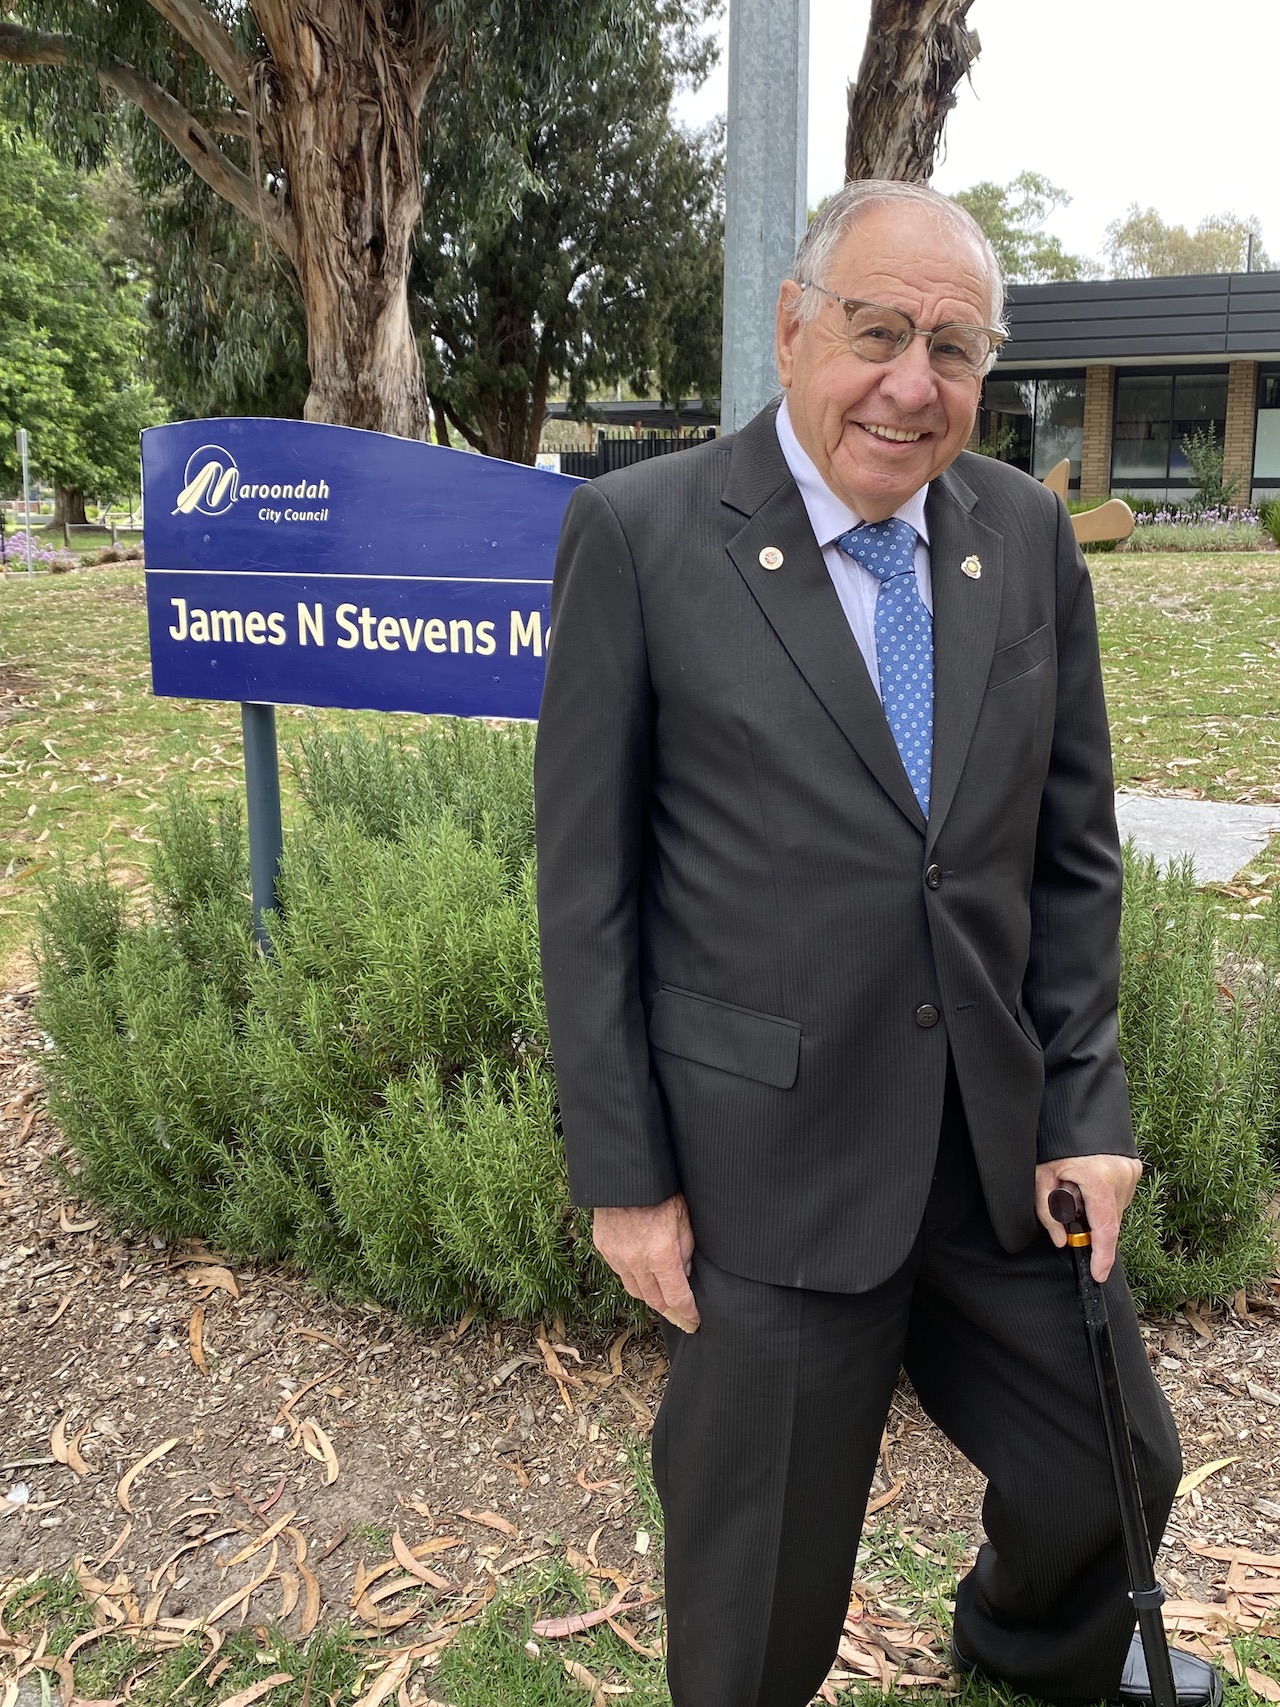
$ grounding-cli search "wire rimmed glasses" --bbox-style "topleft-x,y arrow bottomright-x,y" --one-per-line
800,282 -> 1006,379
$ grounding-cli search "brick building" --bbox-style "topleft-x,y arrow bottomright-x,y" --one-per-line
975,272 -> 1280,504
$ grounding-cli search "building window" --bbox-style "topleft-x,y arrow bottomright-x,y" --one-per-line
979,375 -> 1084,484
1253,368 -> 1280,484
1111,371 -> 1227,487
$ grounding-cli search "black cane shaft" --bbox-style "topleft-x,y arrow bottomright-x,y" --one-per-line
1070,1247 -> 1179,1707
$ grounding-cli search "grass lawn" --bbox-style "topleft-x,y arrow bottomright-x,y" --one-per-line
0,554 -> 1276,977
1092,552 -> 1280,802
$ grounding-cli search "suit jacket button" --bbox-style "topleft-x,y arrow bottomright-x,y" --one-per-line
925,864 -> 942,889
915,1003 -> 940,1028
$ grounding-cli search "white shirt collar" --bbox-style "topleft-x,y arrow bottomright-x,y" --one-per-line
775,397 -> 931,548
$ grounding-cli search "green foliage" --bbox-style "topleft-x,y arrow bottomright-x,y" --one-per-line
1259,499 -> 1280,547
952,171 -> 1090,283
1180,425 -> 1240,509
1117,852 -> 1278,1311
415,0 -> 724,461
37,725 -> 619,1325
1104,205 -> 1272,279
145,174 -> 310,422
976,423 -> 1020,461
34,731 -> 1279,1323
0,134 -> 162,504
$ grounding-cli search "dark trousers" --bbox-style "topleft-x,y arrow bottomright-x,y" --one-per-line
651,1086 -> 1181,1707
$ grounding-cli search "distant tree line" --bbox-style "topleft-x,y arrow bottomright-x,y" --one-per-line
952,173 -> 1271,285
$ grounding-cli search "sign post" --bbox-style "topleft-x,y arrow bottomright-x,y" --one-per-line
142,419 -> 581,949
241,703 -> 283,949
720,0 -> 810,433
16,428 -> 34,576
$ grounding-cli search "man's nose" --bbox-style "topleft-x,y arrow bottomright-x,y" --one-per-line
877,333 -> 939,412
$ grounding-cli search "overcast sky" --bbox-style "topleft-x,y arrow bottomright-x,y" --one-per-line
676,0 -> 1279,270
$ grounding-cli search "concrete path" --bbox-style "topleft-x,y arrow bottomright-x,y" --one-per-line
1115,792 -> 1280,883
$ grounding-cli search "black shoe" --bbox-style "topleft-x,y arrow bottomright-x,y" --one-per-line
951,1631 -> 1222,1707
1117,1634 -> 1222,1707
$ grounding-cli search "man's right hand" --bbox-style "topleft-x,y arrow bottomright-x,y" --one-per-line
594,1194 -> 700,1333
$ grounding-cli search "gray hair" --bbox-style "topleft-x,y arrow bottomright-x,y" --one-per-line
790,180 -> 1007,367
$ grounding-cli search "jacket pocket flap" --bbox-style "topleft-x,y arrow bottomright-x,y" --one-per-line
987,623 -> 1052,689
649,985 -> 801,1089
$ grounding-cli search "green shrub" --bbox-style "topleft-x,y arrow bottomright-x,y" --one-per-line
1180,424 -> 1240,510
1258,497 -> 1280,547
1120,522 -> 1265,553
1117,851 -> 1277,1310
34,727 -> 1278,1322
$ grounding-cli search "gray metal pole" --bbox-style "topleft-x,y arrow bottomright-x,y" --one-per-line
241,702 -> 283,953
720,0 -> 810,435
16,429 -> 34,576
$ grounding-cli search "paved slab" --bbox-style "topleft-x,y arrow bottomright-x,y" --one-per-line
1115,792 -> 1280,883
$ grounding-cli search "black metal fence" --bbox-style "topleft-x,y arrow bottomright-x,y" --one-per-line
558,427 -> 717,480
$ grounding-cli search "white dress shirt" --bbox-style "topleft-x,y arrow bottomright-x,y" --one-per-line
774,398 -> 932,704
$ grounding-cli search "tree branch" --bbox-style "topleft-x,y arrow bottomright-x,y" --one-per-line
0,21 -> 293,262
207,107 -> 252,136
436,394 -> 485,453
0,20 -> 75,66
101,58 -> 297,264
143,0 -> 251,107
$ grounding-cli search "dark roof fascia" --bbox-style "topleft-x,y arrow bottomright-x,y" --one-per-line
998,270 -> 1280,366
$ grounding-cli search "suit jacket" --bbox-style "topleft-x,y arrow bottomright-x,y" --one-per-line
534,401 -> 1135,1294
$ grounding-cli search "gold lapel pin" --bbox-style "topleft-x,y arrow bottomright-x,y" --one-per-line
758,546 -> 784,571
961,554 -> 982,580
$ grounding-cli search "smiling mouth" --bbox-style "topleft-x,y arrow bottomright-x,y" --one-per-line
858,423 -> 926,443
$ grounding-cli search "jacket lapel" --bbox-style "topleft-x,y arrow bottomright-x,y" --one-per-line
924,464 -> 1005,847
722,408 -> 927,834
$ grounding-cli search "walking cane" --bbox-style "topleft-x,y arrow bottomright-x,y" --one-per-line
1047,1184 -> 1185,1707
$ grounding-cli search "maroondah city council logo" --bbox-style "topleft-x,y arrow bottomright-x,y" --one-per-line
174,444 -> 238,516
172,444 -> 332,519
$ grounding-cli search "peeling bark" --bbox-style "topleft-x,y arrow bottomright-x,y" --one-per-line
253,3 -> 445,438
845,0 -> 979,184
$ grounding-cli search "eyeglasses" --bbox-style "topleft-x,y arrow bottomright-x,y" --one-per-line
799,283 -> 1006,378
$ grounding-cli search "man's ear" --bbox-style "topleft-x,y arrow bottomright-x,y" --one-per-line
775,281 -> 802,389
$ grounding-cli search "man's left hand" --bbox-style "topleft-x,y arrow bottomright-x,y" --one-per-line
1035,1153 -> 1142,1283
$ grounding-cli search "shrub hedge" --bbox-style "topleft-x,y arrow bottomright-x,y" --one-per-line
35,722 -> 1280,1323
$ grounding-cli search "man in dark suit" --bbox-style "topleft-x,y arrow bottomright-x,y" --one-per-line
534,182 -> 1211,1707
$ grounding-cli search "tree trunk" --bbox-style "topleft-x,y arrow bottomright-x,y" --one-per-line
845,0 -> 980,184
54,487 -> 88,527
256,4 -> 440,439
522,347 -> 553,467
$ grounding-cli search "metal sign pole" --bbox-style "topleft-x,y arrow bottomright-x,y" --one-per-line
241,702 -> 283,953
16,429 -> 34,576
720,0 -> 810,434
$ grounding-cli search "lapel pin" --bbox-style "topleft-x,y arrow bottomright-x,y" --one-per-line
758,546 -> 784,571
961,554 -> 982,580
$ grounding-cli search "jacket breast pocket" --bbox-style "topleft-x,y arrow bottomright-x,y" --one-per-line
649,985 -> 801,1090
986,624 -> 1052,690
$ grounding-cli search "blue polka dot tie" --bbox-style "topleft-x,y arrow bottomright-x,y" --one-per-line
836,518 -> 933,816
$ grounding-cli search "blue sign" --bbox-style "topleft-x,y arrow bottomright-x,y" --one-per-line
141,419 -> 582,719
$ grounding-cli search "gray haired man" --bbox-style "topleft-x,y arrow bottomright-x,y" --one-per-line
535,181 -> 1215,1707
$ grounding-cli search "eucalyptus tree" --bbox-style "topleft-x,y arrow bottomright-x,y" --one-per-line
0,0 -> 633,438
845,0 -> 980,182
415,0 -> 723,463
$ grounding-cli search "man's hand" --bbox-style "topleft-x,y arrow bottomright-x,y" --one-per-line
594,1194 -> 700,1333
1035,1153 -> 1142,1283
